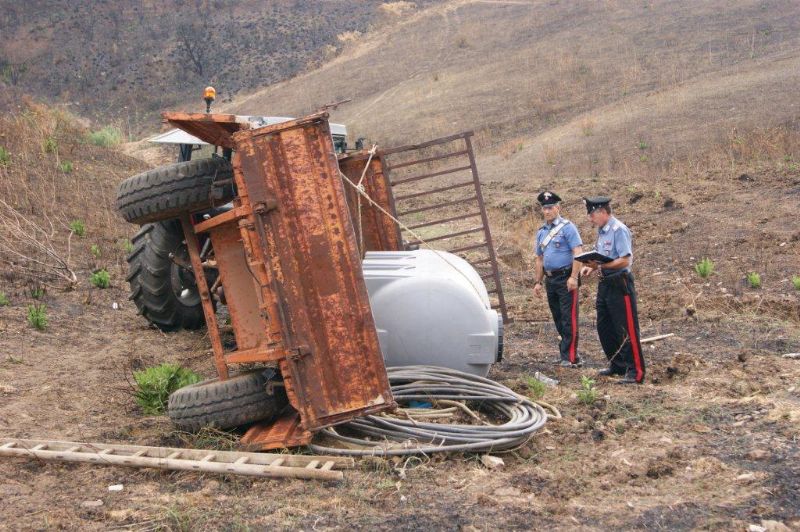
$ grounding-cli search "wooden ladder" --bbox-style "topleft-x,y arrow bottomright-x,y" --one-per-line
0,439 -> 352,481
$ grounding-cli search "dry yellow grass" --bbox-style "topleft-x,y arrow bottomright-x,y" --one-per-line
225,0 -> 800,184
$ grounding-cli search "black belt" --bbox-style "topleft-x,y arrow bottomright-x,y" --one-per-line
544,266 -> 572,278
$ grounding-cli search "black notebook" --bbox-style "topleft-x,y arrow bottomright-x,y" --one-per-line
574,251 -> 614,264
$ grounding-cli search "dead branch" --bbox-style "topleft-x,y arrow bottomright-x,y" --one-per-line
0,199 -> 78,288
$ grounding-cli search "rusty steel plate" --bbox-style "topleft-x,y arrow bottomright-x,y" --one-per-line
338,153 -> 402,253
239,411 -> 313,451
232,113 -> 395,431
162,112 -> 250,149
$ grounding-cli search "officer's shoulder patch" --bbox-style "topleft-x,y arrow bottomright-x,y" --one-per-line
612,222 -> 620,231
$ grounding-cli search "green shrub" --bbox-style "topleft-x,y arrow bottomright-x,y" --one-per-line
90,269 -> 110,288
86,126 -> 122,147
746,272 -> 761,289
792,275 -> 800,291
133,363 -> 202,415
577,375 -> 597,405
58,161 -> 73,173
27,303 -> 47,330
30,286 -> 45,299
0,145 -> 9,166
638,140 -> 649,150
43,137 -> 58,153
525,375 -> 548,400
90,244 -> 101,258
121,239 -> 134,253
694,258 -> 714,279
68,219 -> 85,237
0,292 -> 9,306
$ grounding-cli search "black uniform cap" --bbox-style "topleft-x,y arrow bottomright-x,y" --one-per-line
537,191 -> 562,206
583,196 -> 611,214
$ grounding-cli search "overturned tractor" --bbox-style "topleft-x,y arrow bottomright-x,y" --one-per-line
116,108 -> 510,450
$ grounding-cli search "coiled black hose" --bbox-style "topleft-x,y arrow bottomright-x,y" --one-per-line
309,365 -> 554,456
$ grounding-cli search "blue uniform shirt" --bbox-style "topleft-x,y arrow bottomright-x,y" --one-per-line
535,216 -> 582,271
595,216 -> 633,276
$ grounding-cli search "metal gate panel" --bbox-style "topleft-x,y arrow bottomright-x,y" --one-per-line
232,113 -> 394,430
380,132 -> 511,324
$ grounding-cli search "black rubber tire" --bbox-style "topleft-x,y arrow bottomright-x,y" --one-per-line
116,157 -> 235,224
167,371 -> 283,432
126,220 -> 206,331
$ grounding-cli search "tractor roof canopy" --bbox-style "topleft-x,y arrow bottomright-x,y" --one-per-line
148,116 -> 347,145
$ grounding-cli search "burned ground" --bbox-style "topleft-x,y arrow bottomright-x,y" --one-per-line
0,132 -> 798,527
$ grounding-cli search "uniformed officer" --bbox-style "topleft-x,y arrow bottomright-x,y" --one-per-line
580,197 -> 646,384
533,191 -> 584,367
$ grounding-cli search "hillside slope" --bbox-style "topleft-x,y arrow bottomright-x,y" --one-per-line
228,0 -> 800,178
0,0 -> 429,132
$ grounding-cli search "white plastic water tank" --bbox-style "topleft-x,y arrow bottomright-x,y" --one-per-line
362,250 -> 501,377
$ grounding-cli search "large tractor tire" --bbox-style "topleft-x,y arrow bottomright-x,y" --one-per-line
167,370 -> 285,432
126,220 -> 206,331
116,157 -> 235,225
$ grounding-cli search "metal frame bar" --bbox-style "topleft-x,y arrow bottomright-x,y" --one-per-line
405,211 -> 482,231
396,196 -> 478,217
386,149 -> 469,171
394,180 -> 474,201
180,215 -> 229,380
390,165 -> 472,186
405,226 -> 484,246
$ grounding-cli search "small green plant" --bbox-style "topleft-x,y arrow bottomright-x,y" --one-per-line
27,303 -> 47,330
0,292 -> 9,306
746,272 -> 761,289
525,375 -> 548,400
638,140 -> 649,150
58,161 -> 73,173
576,375 -> 598,405
0,145 -> 9,166
694,257 -> 714,279
90,269 -> 110,288
86,126 -> 122,147
121,239 -> 134,253
30,286 -> 45,299
68,219 -> 85,237
43,136 -> 58,153
792,275 -> 800,291
90,244 -> 101,258
133,363 -> 202,415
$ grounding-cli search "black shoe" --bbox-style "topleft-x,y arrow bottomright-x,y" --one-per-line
598,366 -> 625,377
617,370 -> 644,385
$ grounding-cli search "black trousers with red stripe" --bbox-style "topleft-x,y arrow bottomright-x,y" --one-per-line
545,271 -> 579,363
596,271 -> 645,382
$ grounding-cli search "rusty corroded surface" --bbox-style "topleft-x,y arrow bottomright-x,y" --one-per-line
239,411 -> 312,452
338,153 -> 402,253
207,221 -> 267,353
232,113 -> 394,431
180,216 -> 229,380
161,112 -> 249,149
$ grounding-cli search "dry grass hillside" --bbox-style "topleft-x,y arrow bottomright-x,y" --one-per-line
0,0 -> 435,134
230,0 -> 800,176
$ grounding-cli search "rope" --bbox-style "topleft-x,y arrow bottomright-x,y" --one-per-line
355,144 -> 378,258
308,366 -> 552,456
